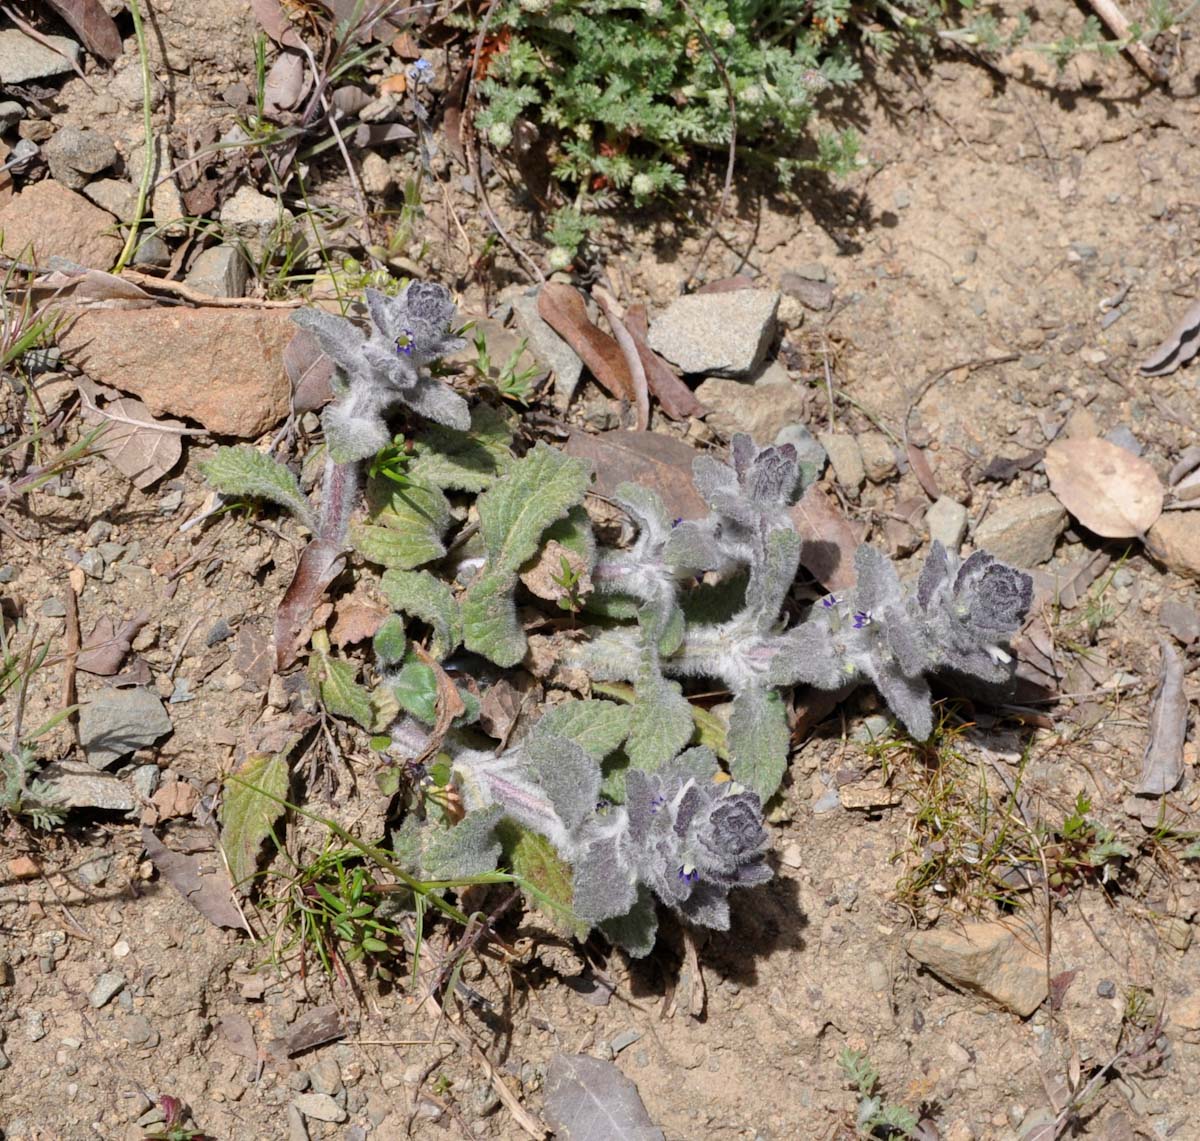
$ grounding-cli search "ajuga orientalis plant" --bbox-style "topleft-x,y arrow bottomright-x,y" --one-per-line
201,280 -> 1034,958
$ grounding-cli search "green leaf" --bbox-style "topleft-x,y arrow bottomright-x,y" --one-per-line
477,442 -> 591,573
423,805 -> 504,879
461,568 -> 525,667
409,403 -> 515,491
380,569 -> 463,660
199,446 -> 316,530
350,477 -> 452,569
691,704 -> 730,761
361,936 -> 390,954
540,505 -> 595,568
727,688 -> 790,802
599,885 -> 659,957
221,751 -> 290,891
498,820 -> 586,939
534,700 -> 630,760
310,645 -> 374,729
372,615 -> 407,666
627,666 -> 693,772
390,656 -> 439,724
463,444 -> 591,665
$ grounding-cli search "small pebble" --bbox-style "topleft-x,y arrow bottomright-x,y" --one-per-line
25,1010 -> 46,1041
0,565 -> 14,583
1097,979 -> 1116,998
292,1092 -> 347,1123
205,618 -> 233,646
41,598 -> 67,618
89,970 -> 125,1009
77,550 -> 104,578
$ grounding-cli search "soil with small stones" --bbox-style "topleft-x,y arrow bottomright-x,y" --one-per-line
3,3 -> 1200,1140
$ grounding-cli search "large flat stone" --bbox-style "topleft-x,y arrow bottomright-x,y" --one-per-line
0,30 -> 79,84
59,307 -> 294,437
694,377 -> 807,443
972,492 -> 1066,567
0,180 -> 122,269
1147,513 -> 1200,579
908,920 -> 1047,1017
648,289 -> 779,377
78,688 -> 172,769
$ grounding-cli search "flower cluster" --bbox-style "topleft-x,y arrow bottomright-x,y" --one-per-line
293,281 -> 469,463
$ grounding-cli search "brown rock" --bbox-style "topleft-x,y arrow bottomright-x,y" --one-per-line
0,180 -> 122,268
1147,513 -> 1200,579
694,377 -> 807,442
59,307 -> 294,437
908,920 -> 1047,1017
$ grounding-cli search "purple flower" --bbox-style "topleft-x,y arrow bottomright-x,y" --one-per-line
408,57 -> 434,84
677,864 -> 699,885
394,329 -> 415,356
671,517 -> 683,528
649,794 -> 666,815
821,594 -> 840,609
852,610 -> 872,629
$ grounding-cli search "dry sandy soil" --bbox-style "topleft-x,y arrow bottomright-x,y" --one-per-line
2,1 -> 1200,1139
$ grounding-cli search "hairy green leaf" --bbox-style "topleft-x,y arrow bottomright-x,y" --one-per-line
221,751 -> 290,891
627,668 -> 693,772
310,645 -> 374,729
478,442 -> 591,573
599,885 -> 659,958
424,805 -> 505,879
372,614 -> 407,665
380,569 -> 462,659
499,820 -> 586,939
461,569 -> 525,667
409,403 -> 515,491
534,700 -> 630,760
199,446 -> 315,531
391,652 -> 476,727
351,477 -> 452,569
727,687 -> 790,802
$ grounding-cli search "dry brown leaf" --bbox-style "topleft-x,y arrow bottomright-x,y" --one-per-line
1135,638 -> 1188,797
76,609 -> 151,676
1140,297 -> 1200,377
906,443 -> 941,500
274,539 -> 345,671
592,286 -> 649,431
39,262 -> 155,310
267,1005 -> 348,1061
538,283 -> 634,403
563,430 -> 707,520
790,484 -> 862,591
262,50 -> 310,115
1051,550 -> 1112,610
625,305 -> 706,421
1044,438 -> 1164,538
43,0 -> 122,63
250,0 -> 304,49
330,598 -> 388,648
141,825 -> 245,930
78,377 -> 186,489
520,539 -> 592,605
283,327 -> 334,413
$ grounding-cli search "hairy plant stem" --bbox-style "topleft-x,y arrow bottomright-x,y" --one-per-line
319,455 -> 360,545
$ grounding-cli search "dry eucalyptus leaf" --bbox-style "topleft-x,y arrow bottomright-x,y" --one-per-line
791,484 -> 862,592
544,1054 -> 665,1141
141,826 -> 245,930
538,283 -> 634,404
1044,437 -> 1164,538
1135,639 -> 1188,797
262,50 -> 309,115
76,609 -> 151,676
78,378 -> 186,489
1139,297 -> 1200,377
564,430 -> 707,520
43,0 -> 122,63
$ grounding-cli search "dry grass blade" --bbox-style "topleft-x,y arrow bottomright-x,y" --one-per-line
592,285 -> 649,430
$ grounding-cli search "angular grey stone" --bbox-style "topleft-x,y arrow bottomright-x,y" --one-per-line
858,431 -> 896,482
41,598 -> 67,618
89,970 -> 125,1009
219,183 -> 294,259
780,273 -> 834,311
78,687 -> 172,768
185,245 -> 248,298
973,493 -> 1066,567
750,359 -> 790,386
131,230 -> 170,268
1159,598 -> 1200,646
0,101 -> 24,131
926,497 -> 968,552
38,761 -> 134,811
817,432 -> 865,493
648,289 -> 779,378
909,921 -> 1046,1016
44,128 -> 117,191
0,31 -> 79,84
786,263 -> 827,283
512,292 -> 582,406
82,178 -> 137,221
293,1093 -> 347,1123
694,377 -> 807,443
1104,425 -> 1143,456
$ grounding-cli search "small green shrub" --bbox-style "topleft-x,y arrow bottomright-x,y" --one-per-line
465,0 -> 866,255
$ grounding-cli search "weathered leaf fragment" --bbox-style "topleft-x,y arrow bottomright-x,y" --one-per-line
1135,639 -> 1188,797
543,1054 -> 665,1141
